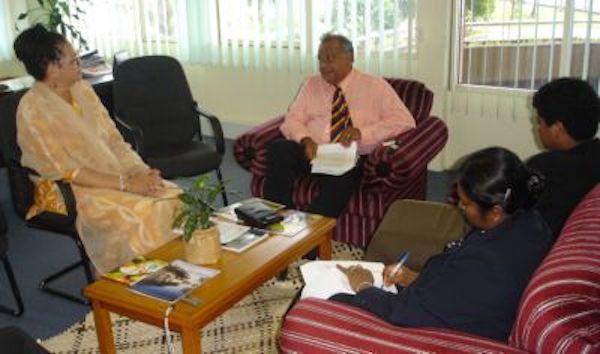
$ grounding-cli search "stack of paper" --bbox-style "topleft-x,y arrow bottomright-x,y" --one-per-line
299,260 -> 398,299
311,142 -> 358,176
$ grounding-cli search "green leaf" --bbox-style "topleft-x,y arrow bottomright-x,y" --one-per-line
183,216 -> 199,241
171,211 -> 186,229
178,193 -> 195,205
58,2 -> 70,17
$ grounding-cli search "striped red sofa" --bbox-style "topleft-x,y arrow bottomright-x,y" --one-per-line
279,183 -> 600,353
233,78 -> 448,248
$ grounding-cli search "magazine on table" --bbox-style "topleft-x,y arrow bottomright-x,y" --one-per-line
102,256 -> 168,285
299,260 -> 398,300
130,259 -> 219,303
221,228 -> 269,253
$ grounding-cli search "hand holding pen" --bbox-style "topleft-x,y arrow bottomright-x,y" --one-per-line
382,252 -> 413,287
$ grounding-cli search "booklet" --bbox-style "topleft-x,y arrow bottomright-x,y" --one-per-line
216,221 -> 251,244
311,142 -> 358,176
222,228 -> 269,253
299,260 -> 398,300
103,256 -> 168,285
130,259 -> 219,303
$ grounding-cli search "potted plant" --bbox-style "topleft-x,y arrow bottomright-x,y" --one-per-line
172,174 -> 226,265
17,0 -> 90,49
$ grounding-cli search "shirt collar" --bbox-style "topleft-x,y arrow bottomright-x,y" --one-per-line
338,68 -> 356,92
320,68 -> 357,92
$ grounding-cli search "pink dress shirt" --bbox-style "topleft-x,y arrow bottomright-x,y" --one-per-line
280,69 -> 416,154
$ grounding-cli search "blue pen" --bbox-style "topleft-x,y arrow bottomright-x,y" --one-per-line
382,251 -> 410,288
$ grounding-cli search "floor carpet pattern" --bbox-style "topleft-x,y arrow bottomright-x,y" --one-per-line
41,241 -> 364,353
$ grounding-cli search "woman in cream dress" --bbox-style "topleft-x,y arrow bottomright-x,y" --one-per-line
14,25 -> 181,273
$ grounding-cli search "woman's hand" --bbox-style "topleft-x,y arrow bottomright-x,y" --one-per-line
382,264 -> 419,287
125,170 -> 165,196
336,264 -> 374,292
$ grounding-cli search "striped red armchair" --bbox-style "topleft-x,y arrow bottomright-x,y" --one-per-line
233,78 -> 448,248
279,184 -> 600,353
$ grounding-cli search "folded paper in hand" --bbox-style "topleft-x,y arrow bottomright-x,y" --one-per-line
300,260 -> 398,299
311,142 -> 358,176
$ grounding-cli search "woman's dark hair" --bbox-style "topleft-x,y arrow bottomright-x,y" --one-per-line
13,24 -> 67,81
457,147 -> 544,215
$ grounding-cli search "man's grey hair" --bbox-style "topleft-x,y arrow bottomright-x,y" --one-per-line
320,33 -> 354,56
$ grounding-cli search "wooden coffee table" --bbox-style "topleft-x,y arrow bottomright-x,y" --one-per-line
84,216 -> 335,353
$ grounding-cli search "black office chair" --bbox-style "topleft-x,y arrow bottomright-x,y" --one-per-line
0,92 -> 93,305
0,206 -> 24,317
112,55 -> 228,205
112,50 -> 130,71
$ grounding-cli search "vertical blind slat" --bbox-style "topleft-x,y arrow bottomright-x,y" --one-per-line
530,0 -> 541,90
582,0 -> 594,79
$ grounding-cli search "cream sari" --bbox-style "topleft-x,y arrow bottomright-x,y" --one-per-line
17,80 -> 181,273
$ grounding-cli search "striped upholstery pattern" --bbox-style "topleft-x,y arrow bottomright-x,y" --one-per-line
280,298 -> 525,354
510,184 -> 600,354
278,185 -> 600,354
233,78 -> 448,247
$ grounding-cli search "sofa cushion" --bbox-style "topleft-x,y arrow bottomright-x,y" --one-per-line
280,297 -> 525,353
510,184 -> 600,353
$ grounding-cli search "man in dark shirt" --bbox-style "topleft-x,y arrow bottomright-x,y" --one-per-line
527,78 -> 600,238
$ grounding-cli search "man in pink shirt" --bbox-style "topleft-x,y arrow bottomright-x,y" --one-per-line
265,33 -> 416,218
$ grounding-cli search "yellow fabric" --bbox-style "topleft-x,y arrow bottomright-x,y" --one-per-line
25,100 -> 83,220
71,100 -> 83,117
26,179 -> 68,219
17,81 -> 181,273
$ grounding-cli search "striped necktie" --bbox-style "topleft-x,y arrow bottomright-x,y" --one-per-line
330,87 -> 353,143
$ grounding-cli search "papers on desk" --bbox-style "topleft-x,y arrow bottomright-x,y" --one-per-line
311,142 -> 358,176
299,260 -> 398,299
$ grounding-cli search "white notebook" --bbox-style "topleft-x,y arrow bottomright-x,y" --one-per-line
311,142 -> 358,176
300,260 -> 398,299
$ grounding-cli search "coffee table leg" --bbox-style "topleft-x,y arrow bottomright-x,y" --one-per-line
90,299 -> 116,354
181,326 -> 201,353
318,233 -> 332,260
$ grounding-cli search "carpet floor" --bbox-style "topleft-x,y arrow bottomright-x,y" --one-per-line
41,242 -> 364,353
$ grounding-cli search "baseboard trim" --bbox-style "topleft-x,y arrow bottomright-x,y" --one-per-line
201,120 -> 254,140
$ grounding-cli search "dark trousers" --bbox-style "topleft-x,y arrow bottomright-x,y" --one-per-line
264,139 -> 362,218
0,327 -> 50,354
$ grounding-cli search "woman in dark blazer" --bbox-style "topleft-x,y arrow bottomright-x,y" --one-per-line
332,147 -> 553,342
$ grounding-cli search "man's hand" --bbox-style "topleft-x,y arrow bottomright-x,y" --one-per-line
336,264 -> 374,292
382,263 -> 419,287
300,137 -> 318,161
337,127 -> 361,147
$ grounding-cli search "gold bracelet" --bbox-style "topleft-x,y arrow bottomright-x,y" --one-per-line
356,281 -> 373,292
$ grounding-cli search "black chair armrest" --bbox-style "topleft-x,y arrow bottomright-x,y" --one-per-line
55,180 -> 77,225
115,114 -> 145,155
193,102 -> 225,156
